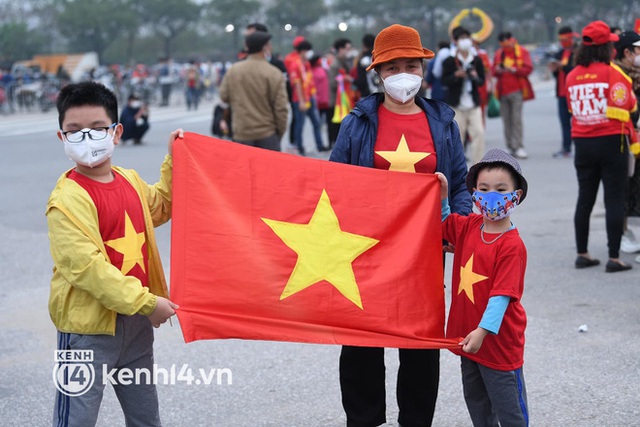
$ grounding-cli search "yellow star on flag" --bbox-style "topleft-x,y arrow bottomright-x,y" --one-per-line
262,190 -> 379,310
104,212 -> 146,275
375,134 -> 430,173
458,254 -> 488,304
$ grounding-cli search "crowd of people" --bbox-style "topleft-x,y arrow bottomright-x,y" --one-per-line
45,17 -> 640,427
0,59 -> 226,116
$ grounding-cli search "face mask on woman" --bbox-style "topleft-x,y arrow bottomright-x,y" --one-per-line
381,73 -> 423,104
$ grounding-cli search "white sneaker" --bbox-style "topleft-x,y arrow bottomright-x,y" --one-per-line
636,254 -> 640,263
514,148 -> 528,159
621,230 -> 640,253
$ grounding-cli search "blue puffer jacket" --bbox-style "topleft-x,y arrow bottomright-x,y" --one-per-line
330,93 -> 472,215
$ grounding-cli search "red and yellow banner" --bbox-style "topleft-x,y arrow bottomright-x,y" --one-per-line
171,133 -> 458,349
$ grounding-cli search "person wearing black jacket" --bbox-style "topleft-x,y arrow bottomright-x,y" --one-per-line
442,26 -> 486,164
548,26 -> 577,158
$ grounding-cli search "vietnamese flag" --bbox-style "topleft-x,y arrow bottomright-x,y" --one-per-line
171,133 -> 459,349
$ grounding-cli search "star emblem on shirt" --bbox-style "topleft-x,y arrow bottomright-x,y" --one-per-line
375,134 -> 430,173
104,211 -> 146,275
458,254 -> 488,304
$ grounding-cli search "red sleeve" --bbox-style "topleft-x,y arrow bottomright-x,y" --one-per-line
491,50 -> 502,74
515,48 -> 533,77
442,213 -> 468,246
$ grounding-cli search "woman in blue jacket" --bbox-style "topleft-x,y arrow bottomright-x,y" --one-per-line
330,24 -> 471,427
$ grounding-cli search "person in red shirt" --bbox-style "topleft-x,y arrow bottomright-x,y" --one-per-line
492,32 -> 534,159
548,26 -> 577,158
566,20 -> 637,273
330,23 -> 472,427
284,38 -> 328,155
49,81 -> 182,425
439,148 -> 529,427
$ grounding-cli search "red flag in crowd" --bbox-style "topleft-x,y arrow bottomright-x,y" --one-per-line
171,133 -> 459,349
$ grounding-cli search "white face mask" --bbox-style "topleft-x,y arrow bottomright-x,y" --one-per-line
130,100 -> 142,109
63,130 -> 115,168
305,50 -> 314,60
457,38 -> 473,52
634,54 -> 640,68
381,73 -> 423,103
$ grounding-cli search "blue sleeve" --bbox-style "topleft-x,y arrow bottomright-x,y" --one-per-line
446,120 -> 473,215
479,295 -> 510,334
441,198 -> 450,221
425,60 -> 435,84
329,114 -> 354,165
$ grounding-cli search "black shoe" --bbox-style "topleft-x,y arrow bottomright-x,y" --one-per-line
575,256 -> 600,269
605,260 -> 632,273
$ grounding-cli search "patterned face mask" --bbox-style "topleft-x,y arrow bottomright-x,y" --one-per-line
472,190 -> 519,221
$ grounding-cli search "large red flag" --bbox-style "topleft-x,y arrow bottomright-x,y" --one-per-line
171,133 -> 459,349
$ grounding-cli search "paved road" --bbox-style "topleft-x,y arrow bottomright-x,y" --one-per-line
1,81 -> 639,426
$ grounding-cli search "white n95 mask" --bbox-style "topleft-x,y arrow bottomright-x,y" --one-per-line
381,73 -> 422,103
63,130 -> 115,168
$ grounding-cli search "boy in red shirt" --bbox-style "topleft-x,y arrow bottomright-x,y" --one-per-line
48,82 -> 182,426
438,148 -> 529,426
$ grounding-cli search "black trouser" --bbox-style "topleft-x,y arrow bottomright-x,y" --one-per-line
328,105 -> 342,147
289,101 -> 297,145
339,346 -> 440,427
161,83 -> 171,106
122,122 -> 149,144
574,134 -> 629,258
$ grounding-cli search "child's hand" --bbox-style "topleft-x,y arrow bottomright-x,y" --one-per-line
459,327 -> 489,354
435,172 -> 448,201
148,296 -> 179,328
168,128 -> 185,156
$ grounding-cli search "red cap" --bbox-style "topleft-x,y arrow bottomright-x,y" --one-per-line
582,20 -> 619,46
293,36 -> 305,48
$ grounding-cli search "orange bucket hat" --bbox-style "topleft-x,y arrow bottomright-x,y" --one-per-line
367,24 -> 434,71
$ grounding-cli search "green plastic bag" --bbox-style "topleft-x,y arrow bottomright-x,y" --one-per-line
487,93 -> 500,118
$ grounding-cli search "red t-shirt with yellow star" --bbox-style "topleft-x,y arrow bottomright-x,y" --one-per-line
69,170 -> 149,286
443,213 -> 527,371
373,105 -> 437,173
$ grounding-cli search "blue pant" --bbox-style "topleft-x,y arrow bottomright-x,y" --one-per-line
292,98 -> 325,155
185,87 -> 200,110
557,96 -> 572,153
461,357 -> 529,427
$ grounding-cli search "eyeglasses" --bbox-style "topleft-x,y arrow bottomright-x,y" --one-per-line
61,123 -> 117,143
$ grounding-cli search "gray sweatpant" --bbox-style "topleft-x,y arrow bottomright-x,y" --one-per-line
460,357 -> 529,427
499,90 -> 524,153
53,314 -> 161,427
